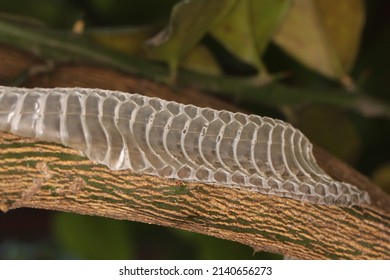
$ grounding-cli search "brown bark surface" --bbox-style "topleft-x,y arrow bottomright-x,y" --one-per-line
1,45 -> 389,259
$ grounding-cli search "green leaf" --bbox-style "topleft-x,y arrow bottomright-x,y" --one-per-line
53,212 -> 134,259
251,0 -> 292,56
211,0 -> 291,74
211,0 -> 261,71
273,0 -> 365,80
181,45 -> 222,75
146,0 -> 237,79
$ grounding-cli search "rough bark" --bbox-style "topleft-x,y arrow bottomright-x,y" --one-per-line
0,44 -> 389,259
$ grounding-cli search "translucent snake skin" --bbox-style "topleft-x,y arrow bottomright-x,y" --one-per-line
0,86 -> 370,206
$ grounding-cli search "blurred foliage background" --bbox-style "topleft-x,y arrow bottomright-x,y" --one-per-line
0,0 -> 389,259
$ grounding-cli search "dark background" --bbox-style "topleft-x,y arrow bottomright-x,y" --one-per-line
0,0 -> 389,259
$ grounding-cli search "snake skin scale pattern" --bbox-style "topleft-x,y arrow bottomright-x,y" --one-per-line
0,86 -> 370,206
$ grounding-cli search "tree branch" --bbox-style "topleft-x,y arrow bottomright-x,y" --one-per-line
0,45 -> 389,259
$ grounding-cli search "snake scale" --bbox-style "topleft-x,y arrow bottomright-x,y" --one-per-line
0,86 -> 370,206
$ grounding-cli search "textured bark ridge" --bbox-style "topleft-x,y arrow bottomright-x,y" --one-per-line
0,86 -> 370,206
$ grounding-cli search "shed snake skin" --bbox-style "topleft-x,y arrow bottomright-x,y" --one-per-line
0,86 -> 370,206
